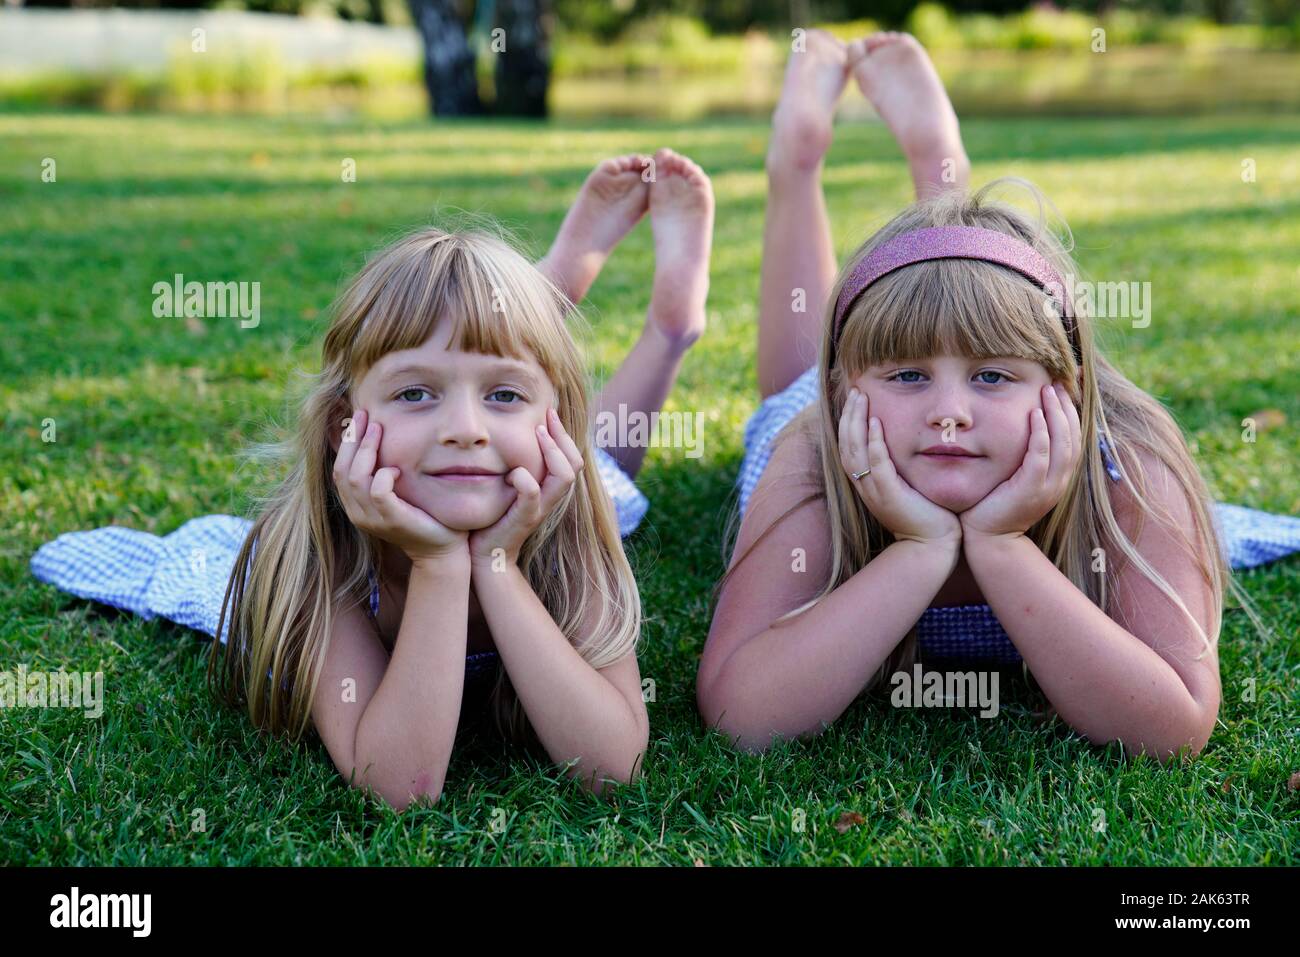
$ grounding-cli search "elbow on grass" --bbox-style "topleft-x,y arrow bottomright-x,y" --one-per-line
346,766 -> 445,813
572,746 -> 648,800
1111,728 -> 1212,766
698,682 -> 810,755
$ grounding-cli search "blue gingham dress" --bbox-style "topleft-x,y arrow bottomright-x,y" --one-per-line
28,446 -> 647,658
737,365 -> 1300,664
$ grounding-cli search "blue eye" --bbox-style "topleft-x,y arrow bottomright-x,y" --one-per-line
887,370 -> 1010,384
397,387 -> 429,402
489,389 -> 523,403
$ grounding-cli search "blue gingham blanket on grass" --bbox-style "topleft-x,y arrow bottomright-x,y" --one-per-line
29,446 -> 647,646
734,365 -> 1300,663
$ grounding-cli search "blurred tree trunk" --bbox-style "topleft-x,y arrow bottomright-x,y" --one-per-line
407,0 -> 482,116
493,0 -> 550,118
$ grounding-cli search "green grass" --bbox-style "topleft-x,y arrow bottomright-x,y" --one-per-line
1,111 -> 1297,865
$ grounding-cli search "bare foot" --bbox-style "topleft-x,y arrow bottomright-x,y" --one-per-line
646,147 -> 713,350
767,28 -> 851,179
847,31 -> 970,200
538,153 -> 652,304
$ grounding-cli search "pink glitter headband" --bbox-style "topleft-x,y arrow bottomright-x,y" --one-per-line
830,225 -> 1081,365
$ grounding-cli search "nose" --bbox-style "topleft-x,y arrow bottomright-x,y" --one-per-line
925,380 -> 972,435
436,391 -> 489,449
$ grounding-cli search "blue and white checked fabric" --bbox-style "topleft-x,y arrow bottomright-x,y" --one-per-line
737,364 -> 1300,664
29,446 -> 647,648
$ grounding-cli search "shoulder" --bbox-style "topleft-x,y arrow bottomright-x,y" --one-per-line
700,418 -> 830,698
1107,445 -> 1215,591
733,414 -> 829,569
310,590 -> 390,780
1104,445 -> 1221,708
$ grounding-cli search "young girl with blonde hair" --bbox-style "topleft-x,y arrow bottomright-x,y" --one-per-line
33,149 -> 716,810
699,31 -> 1297,757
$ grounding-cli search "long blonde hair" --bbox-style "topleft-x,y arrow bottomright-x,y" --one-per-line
209,224 -> 641,749
726,177 -> 1266,695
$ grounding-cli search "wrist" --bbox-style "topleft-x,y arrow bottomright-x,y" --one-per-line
892,532 -> 962,567
410,548 -> 471,578
469,547 -> 522,576
961,525 -> 1027,555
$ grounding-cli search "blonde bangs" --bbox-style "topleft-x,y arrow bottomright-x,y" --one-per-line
837,257 -> 1075,382
344,232 -> 571,385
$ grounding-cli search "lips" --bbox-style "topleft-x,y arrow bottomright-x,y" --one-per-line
425,467 -> 504,483
919,446 -> 981,458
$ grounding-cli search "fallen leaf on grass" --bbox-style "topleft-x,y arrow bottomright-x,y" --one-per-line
834,811 -> 865,833
1244,409 -> 1286,431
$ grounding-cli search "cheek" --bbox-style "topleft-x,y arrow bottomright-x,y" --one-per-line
508,422 -> 548,473
868,399 -> 910,439
372,425 -> 418,467
997,404 -> 1037,448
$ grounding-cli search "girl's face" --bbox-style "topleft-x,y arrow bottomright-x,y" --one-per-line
345,322 -> 556,532
849,353 -> 1067,514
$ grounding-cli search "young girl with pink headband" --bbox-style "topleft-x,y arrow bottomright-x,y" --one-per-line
699,31 -> 1298,757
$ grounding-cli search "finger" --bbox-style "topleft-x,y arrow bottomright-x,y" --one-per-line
506,466 -> 544,525
545,408 -> 584,473
349,418 -> 380,487
1026,406 -> 1051,483
1058,382 -> 1082,460
866,414 -> 896,477
837,390 -> 854,467
849,391 -> 869,470
362,464 -> 401,527
1043,384 -> 1072,488
369,464 -> 397,500
333,408 -> 365,479
536,422 -> 575,489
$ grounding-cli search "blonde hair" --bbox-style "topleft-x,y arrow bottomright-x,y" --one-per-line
209,224 -> 641,749
725,176 -> 1269,696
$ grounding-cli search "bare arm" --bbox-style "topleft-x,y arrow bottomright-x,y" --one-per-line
698,427 -> 959,751
470,560 -> 649,796
312,553 -> 472,811
961,456 -> 1221,762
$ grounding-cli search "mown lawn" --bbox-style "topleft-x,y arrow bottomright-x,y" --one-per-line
1,110 -> 1297,865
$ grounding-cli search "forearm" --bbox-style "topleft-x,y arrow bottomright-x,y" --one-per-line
963,532 -> 1212,760
593,322 -> 692,479
352,555 -> 471,808
472,564 -> 647,792
705,538 -> 959,750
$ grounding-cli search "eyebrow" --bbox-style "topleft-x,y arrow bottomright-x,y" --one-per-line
379,360 -> 541,386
